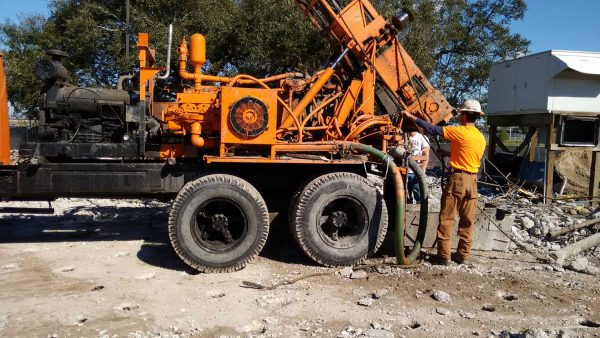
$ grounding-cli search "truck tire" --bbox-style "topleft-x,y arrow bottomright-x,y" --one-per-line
290,172 -> 388,267
168,174 -> 270,273
287,174 -> 320,247
288,190 -> 301,246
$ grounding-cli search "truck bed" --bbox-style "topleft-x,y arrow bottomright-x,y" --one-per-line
0,162 -> 190,199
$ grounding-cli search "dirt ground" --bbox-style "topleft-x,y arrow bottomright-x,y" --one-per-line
555,150 -> 591,195
0,199 -> 599,338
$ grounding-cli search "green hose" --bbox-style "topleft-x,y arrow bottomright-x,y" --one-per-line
348,143 -> 425,265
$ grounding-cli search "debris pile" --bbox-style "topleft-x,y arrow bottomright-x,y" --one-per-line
425,174 -> 600,274
490,196 -> 599,274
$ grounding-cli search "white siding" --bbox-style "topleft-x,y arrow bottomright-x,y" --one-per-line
488,50 -> 600,115
488,61 -> 517,113
515,53 -> 549,112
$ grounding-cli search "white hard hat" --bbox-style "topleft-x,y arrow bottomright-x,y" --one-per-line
456,99 -> 484,116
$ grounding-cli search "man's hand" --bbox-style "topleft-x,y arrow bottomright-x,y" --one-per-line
401,110 -> 417,122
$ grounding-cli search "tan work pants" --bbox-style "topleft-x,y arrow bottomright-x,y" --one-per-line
437,171 -> 478,259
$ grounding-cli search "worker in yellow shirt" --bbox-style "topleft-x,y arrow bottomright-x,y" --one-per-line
403,100 -> 486,265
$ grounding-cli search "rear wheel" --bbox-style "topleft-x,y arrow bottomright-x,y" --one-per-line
169,174 -> 270,273
290,172 -> 388,267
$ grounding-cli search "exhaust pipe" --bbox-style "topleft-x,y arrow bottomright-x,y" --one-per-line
157,24 -> 173,80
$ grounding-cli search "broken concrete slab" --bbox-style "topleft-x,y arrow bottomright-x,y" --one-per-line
404,204 -> 512,251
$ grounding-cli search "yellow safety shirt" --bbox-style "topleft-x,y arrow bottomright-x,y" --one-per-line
442,125 -> 486,174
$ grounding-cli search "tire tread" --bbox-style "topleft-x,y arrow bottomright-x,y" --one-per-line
168,174 -> 269,273
292,172 -> 388,267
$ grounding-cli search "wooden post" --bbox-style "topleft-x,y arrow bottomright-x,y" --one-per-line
545,115 -> 557,204
591,151 -> 600,208
547,217 -> 600,238
529,128 -> 538,162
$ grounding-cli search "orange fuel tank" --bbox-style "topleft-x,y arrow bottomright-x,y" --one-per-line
189,33 -> 206,68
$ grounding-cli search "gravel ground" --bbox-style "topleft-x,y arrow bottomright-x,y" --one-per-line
0,198 -> 599,338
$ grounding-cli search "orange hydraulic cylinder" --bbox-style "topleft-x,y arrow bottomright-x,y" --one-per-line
335,79 -> 362,126
0,53 -> 10,165
280,67 -> 336,129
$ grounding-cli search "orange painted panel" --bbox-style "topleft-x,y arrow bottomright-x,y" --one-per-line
373,40 -> 453,124
0,53 -> 10,165
220,87 -> 278,146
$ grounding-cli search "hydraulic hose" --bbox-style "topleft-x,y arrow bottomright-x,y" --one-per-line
406,157 -> 429,259
347,143 -> 428,265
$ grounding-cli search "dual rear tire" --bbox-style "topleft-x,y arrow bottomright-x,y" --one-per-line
169,172 -> 388,272
290,172 -> 388,267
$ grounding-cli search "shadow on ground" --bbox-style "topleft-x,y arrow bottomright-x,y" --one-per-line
260,212 -> 315,267
0,204 -> 316,272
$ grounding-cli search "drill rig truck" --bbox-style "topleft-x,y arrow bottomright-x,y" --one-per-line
0,0 -> 452,272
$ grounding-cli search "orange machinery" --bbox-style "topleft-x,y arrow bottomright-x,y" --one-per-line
0,0 -> 453,273
145,0 -> 452,163
0,53 -> 9,165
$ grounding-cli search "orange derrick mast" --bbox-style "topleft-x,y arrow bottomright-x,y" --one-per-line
0,53 -> 9,165
151,0 -> 452,163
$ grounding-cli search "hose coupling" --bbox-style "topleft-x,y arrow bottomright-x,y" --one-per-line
388,146 -> 408,161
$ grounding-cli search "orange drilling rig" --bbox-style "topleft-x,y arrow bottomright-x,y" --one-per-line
1,0 -> 452,272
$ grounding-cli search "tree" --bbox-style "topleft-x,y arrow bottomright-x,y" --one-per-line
216,0 -> 329,76
1,0 -> 528,115
400,0 -> 529,105
1,0 -> 135,115
1,14 -> 57,116
0,0 -> 329,116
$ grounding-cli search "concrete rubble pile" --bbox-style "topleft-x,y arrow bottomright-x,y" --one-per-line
425,176 -> 600,275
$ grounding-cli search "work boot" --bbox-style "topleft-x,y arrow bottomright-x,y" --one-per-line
429,255 -> 452,266
452,254 -> 471,265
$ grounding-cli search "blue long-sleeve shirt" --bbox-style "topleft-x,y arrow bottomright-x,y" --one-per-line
415,118 -> 443,137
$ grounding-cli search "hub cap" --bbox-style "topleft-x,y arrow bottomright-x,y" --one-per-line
191,199 -> 247,252
317,196 -> 369,249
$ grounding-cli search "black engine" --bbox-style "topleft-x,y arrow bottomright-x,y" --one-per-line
36,50 -> 140,143
29,50 -> 152,159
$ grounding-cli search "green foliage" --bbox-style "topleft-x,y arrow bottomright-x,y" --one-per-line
1,0 -> 528,116
223,0 -> 329,76
1,14 -> 56,115
400,0 -> 529,105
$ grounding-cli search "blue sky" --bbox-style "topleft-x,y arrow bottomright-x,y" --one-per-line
511,0 -> 600,53
2,0 -> 599,53
2,0 -> 49,22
